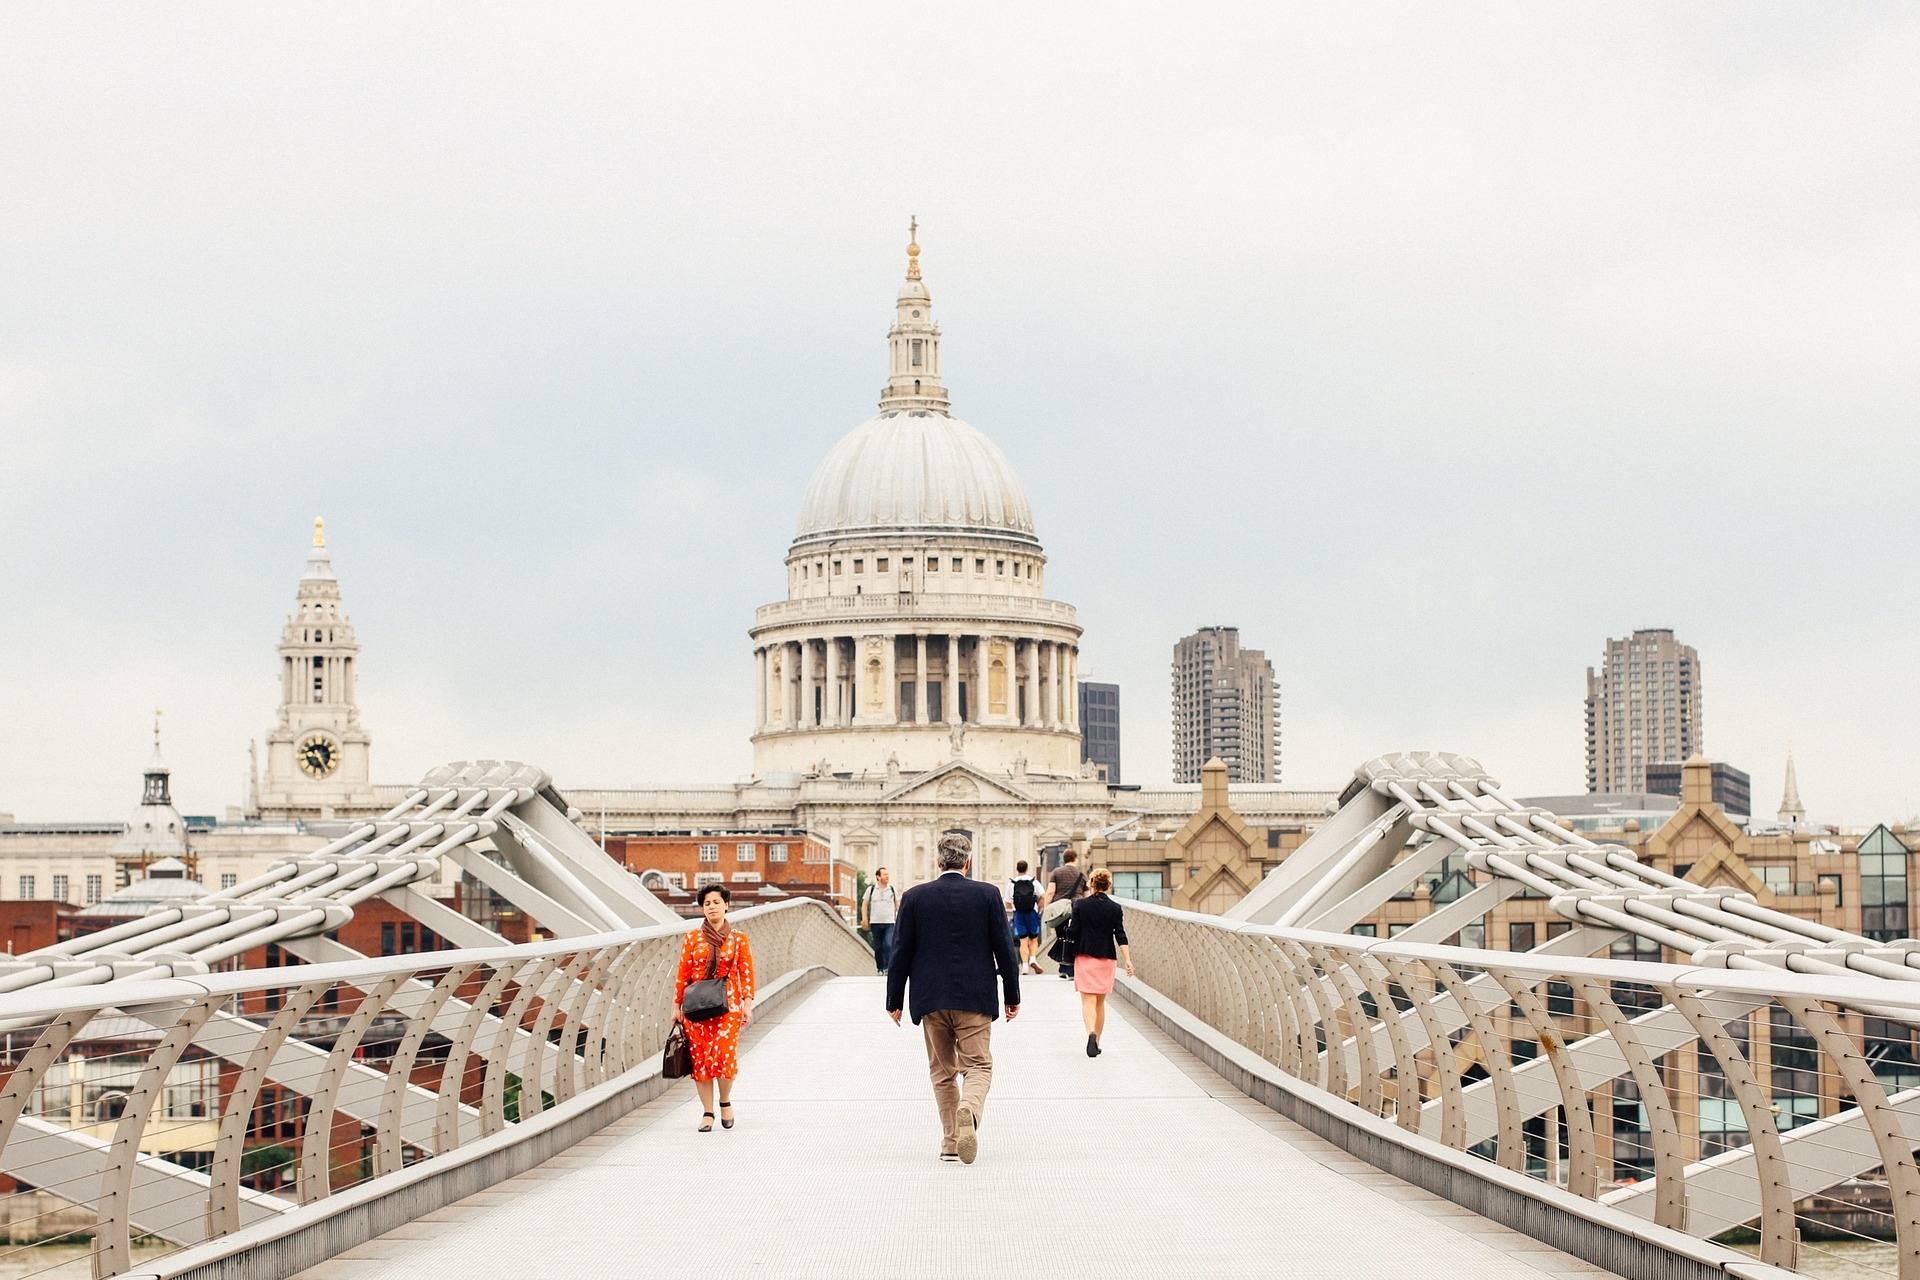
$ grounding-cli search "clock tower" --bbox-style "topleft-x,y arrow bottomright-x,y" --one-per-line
258,518 -> 375,818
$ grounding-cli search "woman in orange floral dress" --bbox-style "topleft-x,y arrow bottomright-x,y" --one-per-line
674,884 -> 756,1131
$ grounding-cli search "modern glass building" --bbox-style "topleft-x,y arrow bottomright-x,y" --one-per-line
1078,681 -> 1121,783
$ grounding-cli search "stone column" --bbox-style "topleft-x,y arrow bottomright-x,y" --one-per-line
1049,642 -> 1063,728
946,633 -> 961,724
882,634 -> 898,723
754,647 -> 767,731
825,636 -> 841,726
975,634 -> 988,723
783,641 -> 797,727
1067,646 -> 1079,731
915,635 -> 928,725
805,639 -> 821,726
1022,638 -> 1039,726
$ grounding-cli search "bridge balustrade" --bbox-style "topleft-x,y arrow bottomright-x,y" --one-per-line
1122,900 -> 1920,1278
0,898 -> 869,1280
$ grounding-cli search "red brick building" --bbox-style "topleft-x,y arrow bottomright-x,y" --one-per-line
605,833 -> 854,917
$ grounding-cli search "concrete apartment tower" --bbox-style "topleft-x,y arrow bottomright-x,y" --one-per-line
1584,627 -> 1703,794
1171,626 -> 1278,784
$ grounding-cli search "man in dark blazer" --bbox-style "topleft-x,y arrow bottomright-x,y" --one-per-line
886,832 -> 1021,1164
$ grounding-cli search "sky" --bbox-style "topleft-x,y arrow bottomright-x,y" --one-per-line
1,5 -> 1916,826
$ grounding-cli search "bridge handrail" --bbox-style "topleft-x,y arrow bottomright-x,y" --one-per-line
1122,899 -> 1920,1015
0,898 -> 834,1025
0,896 -> 872,1279
1118,897 -> 1920,1275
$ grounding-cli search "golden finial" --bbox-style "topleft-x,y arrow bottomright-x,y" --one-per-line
906,216 -> 921,280
153,708 -> 162,747
313,517 -> 326,548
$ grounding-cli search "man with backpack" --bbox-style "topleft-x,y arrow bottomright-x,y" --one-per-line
861,867 -> 900,975
1040,850 -> 1090,981
1005,860 -> 1044,975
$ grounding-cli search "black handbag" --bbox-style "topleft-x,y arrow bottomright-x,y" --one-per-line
662,1021 -> 694,1079
681,932 -> 731,1023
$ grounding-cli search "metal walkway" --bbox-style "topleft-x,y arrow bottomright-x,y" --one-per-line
287,977 -> 1621,1280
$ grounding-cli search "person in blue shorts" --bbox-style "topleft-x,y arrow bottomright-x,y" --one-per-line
1005,860 -> 1044,975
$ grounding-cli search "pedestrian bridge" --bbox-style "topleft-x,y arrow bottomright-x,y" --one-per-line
281,976 -> 1624,1280
0,755 -> 1915,1279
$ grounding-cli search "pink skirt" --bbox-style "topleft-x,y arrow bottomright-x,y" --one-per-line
1073,955 -> 1117,995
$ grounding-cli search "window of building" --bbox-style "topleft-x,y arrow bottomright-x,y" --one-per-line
1819,873 -> 1843,905
221,873 -> 238,889
802,843 -> 827,864
1770,1005 -> 1820,1130
16,875 -> 33,899
694,872 -> 724,888
927,558 -> 938,572
995,560 -> 1004,574
1509,921 -> 1535,952
1386,922 -> 1410,937
1350,923 -> 1377,938
736,843 -> 756,862
910,338 -> 923,367
698,844 -> 719,863
1755,864 -> 1792,895
953,558 -> 963,572
853,559 -> 863,573
731,872 -> 762,883
975,558 -> 984,572
1860,826 -> 1910,940
877,558 -> 888,572
1110,870 -> 1165,904
85,874 -> 102,905
769,843 -> 789,862
833,560 -> 842,575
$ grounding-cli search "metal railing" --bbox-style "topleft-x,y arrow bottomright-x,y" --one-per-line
1124,900 -> 1920,1279
0,898 -> 869,1279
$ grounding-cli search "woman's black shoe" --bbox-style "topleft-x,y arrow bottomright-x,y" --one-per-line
1086,1034 -> 1101,1058
698,1112 -> 714,1132
720,1104 -> 735,1130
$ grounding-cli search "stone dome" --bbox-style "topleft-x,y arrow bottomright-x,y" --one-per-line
793,409 -> 1037,548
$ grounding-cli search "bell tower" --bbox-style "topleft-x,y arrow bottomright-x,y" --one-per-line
878,218 -> 950,412
258,518 -> 375,817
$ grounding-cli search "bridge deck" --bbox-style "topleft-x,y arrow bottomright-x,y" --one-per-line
293,977 -> 1622,1279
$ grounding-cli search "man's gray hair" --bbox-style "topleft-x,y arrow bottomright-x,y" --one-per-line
936,832 -> 972,870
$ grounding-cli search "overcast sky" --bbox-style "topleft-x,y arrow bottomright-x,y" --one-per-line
2,6 -> 1916,825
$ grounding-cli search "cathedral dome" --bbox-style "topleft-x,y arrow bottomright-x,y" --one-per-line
793,409 -> 1037,547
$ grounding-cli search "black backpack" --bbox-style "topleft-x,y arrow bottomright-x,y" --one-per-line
1012,877 -> 1037,911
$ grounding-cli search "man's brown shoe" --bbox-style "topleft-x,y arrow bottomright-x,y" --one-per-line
956,1106 -> 978,1164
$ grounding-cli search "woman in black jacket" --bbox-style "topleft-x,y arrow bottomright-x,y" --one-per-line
1067,869 -> 1134,1057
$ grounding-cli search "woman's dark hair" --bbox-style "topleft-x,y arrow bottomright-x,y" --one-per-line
698,883 -> 731,906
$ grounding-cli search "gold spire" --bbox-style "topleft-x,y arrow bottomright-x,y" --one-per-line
153,708 -> 162,748
906,216 -> 921,280
313,517 -> 326,548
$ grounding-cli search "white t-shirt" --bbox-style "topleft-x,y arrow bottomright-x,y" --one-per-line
864,881 -> 899,924
1005,875 -> 1039,910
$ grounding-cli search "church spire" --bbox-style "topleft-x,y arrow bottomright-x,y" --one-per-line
142,708 -> 171,806
1778,744 -> 1805,828
879,218 -> 950,412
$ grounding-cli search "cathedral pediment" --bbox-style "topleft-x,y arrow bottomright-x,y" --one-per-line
879,760 -> 1033,806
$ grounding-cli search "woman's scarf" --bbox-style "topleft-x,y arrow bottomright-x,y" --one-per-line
701,919 -> 732,961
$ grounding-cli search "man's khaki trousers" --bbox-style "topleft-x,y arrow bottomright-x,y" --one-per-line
921,1009 -> 993,1155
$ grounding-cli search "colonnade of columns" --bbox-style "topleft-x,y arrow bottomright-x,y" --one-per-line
753,633 -> 1079,734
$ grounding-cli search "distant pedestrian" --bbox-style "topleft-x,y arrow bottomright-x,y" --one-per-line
862,868 -> 900,974
1005,860 -> 1044,974
1041,849 -> 1089,980
673,884 -> 756,1131
1068,869 -> 1133,1057
885,833 -> 1022,1164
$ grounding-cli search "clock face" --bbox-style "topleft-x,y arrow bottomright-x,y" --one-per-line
297,734 -> 339,779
